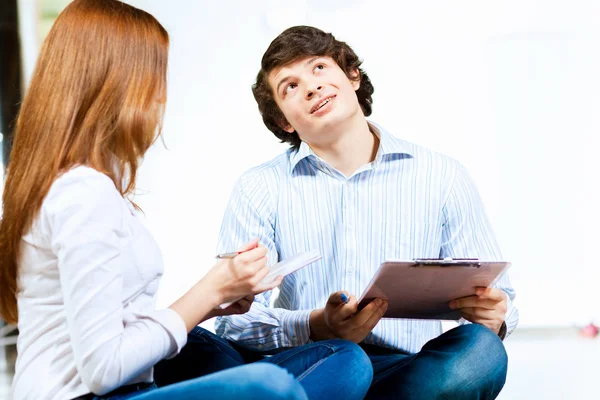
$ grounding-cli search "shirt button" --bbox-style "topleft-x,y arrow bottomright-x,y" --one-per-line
347,268 -> 354,273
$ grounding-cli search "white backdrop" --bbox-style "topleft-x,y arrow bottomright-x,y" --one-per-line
12,0 -> 600,328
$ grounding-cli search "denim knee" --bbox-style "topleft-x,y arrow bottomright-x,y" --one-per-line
245,363 -> 307,400
460,324 -> 508,374
321,338 -> 372,362
317,339 -> 373,395
321,339 -> 373,368
439,324 -> 508,399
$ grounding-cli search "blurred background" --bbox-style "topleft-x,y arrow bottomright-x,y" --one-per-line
1,0 -> 599,398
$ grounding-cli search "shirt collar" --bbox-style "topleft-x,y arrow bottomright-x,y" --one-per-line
289,121 -> 414,174
369,121 -> 413,162
289,140 -> 315,172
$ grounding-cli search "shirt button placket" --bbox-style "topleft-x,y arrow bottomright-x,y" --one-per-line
345,180 -> 355,277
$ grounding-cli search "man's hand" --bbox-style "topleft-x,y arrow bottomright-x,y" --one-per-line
202,295 -> 255,322
310,291 -> 388,343
449,287 -> 507,334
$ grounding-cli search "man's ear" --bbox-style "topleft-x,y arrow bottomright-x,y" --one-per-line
277,118 -> 295,133
282,123 -> 295,133
350,68 -> 361,91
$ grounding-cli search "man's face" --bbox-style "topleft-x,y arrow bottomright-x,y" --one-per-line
268,56 -> 362,145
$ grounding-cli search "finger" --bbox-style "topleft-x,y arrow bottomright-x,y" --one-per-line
460,312 -> 489,325
250,264 -> 271,286
327,291 -> 350,306
343,298 -> 384,327
325,292 -> 355,326
449,296 -> 498,310
475,287 -> 507,302
235,246 -> 268,264
460,310 -> 500,323
225,297 -> 249,310
355,300 -> 388,332
463,314 -> 503,333
236,238 -> 260,252
333,295 -> 359,322
268,275 -> 284,289
245,255 -> 268,273
220,301 -> 251,316
230,255 -> 267,280
459,307 -> 498,320
449,295 -> 477,309
233,294 -> 254,307
236,297 -> 254,312
460,313 -> 502,333
242,294 -> 255,303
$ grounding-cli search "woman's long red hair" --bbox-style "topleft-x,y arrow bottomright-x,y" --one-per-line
0,0 -> 169,323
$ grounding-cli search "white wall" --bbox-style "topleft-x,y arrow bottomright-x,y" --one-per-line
15,0 -> 600,328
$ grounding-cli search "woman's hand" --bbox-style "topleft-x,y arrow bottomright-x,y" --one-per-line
204,238 -> 283,306
169,238 -> 282,332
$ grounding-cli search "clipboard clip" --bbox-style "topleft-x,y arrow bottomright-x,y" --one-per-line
412,258 -> 481,268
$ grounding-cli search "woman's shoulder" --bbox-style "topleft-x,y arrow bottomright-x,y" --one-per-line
25,166 -> 125,244
43,165 -> 123,217
53,165 -> 115,188
49,165 -> 119,196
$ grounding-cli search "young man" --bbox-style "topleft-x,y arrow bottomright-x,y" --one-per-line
213,26 -> 518,399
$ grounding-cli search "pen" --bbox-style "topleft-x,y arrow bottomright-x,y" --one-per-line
413,258 -> 479,261
215,251 -> 241,259
216,239 -> 261,259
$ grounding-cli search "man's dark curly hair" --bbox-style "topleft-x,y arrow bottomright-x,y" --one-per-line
252,26 -> 374,149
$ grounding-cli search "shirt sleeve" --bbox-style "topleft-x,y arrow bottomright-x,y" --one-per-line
440,162 -> 519,337
47,169 -> 187,395
214,172 -> 312,351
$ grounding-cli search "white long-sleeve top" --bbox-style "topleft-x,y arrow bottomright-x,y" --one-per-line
11,166 -> 187,400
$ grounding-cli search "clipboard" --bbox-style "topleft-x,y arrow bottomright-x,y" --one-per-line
357,258 -> 511,320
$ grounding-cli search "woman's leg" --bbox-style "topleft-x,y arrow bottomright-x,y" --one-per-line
132,363 -> 307,400
263,339 -> 373,400
155,328 -> 372,400
154,326 -> 246,387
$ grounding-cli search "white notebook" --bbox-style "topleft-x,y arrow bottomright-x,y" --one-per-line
219,250 -> 322,309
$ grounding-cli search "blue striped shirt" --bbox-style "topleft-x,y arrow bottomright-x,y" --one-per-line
215,122 -> 518,353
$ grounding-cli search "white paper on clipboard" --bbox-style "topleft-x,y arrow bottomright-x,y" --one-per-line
357,259 -> 511,320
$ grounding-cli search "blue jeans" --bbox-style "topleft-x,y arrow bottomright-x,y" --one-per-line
363,324 -> 508,399
154,327 -> 372,400
155,324 -> 507,399
87,363 -> 307,399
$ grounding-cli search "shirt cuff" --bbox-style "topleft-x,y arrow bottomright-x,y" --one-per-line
503,293 -> 519,338
498,321 -> 507,340
151,308 -> 188,359
280,309 -> 312,347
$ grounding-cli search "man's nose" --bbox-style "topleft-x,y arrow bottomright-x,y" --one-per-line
306,84 -> 323,99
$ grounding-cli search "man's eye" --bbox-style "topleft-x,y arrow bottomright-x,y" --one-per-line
315,64 -> 324,71
285,83 -> 297,93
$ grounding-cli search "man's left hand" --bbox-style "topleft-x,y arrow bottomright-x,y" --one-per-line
202,295 -> 255,322
449,287 -> 507,334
